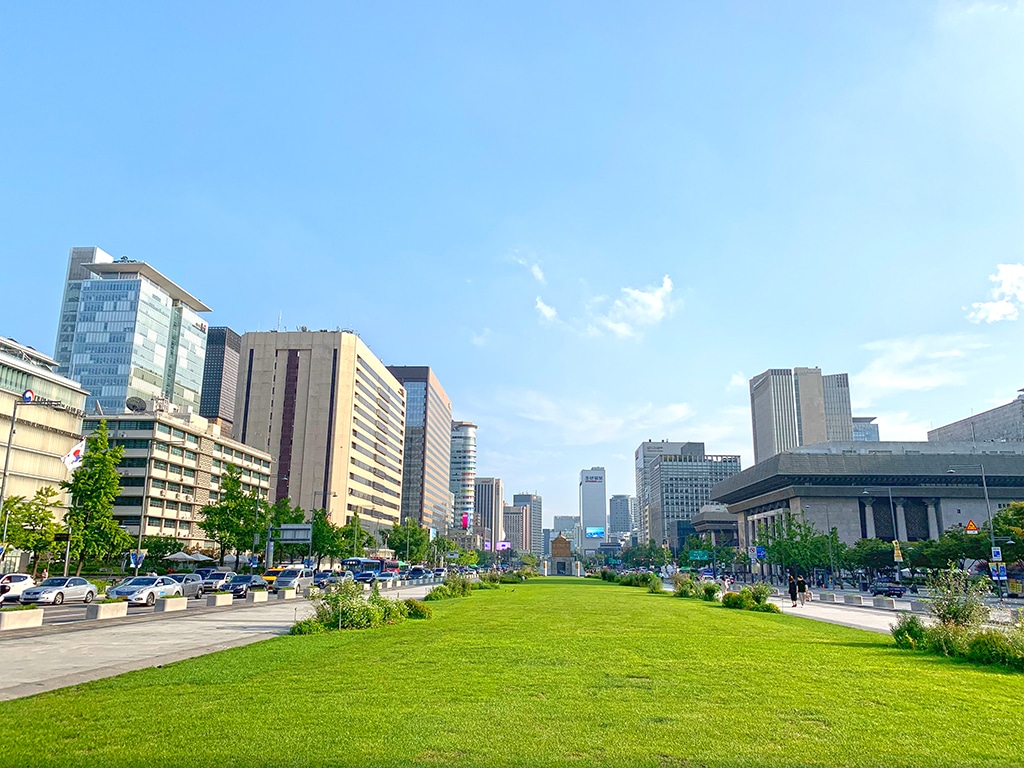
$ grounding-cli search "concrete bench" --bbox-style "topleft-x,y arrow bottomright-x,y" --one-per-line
155,597 -> 187,612
86,601 -> 129,620
872,596 -> 896,609
247,591 -> 269,603
910,600 -> 929,613
0,607 -> 44,631
844,594 -> 864,606
276,588 -> 297,600
818,592 -> 837,603
207,593 -> 233,607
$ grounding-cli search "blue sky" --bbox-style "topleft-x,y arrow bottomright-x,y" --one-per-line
2,2 -> 1023,526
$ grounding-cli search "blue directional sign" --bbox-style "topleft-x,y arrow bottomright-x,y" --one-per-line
755,546 -> 766,559
992,547 -> 1003,562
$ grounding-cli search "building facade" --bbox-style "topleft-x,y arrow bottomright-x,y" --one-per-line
635,442 -> 709,543
579,467 -> 607,554
608,494 -> 633,539
449,421 -> 477,533
475,477 -> 505,551
54,248 -> 211,416
513,492 -> 543,557
83,408 -> 272,548
853,416 -> 880,442
928,396 -> 1024,444
200,327 -> 241,436
553,514 -> 582,552
503,503 -> 529,552
235,331 -> 405,533
387,366 -> 453,535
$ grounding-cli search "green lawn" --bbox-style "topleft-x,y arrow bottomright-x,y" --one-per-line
2,578 -> 1021,767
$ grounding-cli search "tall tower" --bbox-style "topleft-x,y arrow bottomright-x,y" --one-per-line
609,494 -> 633,538
513,492 -> 543,557
387,366 -> 453,535
200,327 -> 241,437
579,467 -> 607,554
449,421 -> 477,533
475,477 -> 505,550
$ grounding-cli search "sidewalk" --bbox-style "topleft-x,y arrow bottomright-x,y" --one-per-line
768,594 -> 901,634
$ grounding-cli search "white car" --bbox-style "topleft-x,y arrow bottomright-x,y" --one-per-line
106,576 -> 182,606
0,573 -> 34,603
20,577 -> 97,605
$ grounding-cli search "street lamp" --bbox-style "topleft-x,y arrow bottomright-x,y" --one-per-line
1,390 -> 68,552
862,487 -> 901,582
947,464 -> 1002,599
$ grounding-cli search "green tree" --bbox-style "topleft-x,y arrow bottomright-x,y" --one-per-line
198,464 -> 269,568
4,487 -> 60,576
338,514 -> 375,559
754,513 -> 835,576
429,536 -> 458,567
383,518 -> 430,563
140,534 -> 182,563
268,497 -> 306,564
311,508 -> 348,568
518,551 -> 539,568
61,421 -> 133,575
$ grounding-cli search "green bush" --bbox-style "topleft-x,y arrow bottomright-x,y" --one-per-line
499,574 -> 522,584
749,602 -> 782,614
924,623 -> 971,657
479,571 -> 502,586
749,583 -> 772,606
647,576 -> 664,594
599,569 -> 618,582
672,574 -> 700,598
290,618 -> 326,635
927,566 -> 990,630
404,598 -> 432,619
619,572 -> 659,589
424,584 -> 455,601
722,591 -> 754,610
445,574 -> 473,597
701,583 -> 721,602
369,591 -> 408,625
891,613 -> 928,650
966,630 -> 1024,670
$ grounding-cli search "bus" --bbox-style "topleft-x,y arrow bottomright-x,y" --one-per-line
342,557 -> 383,575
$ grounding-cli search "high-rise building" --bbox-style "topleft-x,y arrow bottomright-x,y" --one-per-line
579,467 -> 607,554
513,492 -> 543,557
234,331 -> 405,535
928,395 -> 1024,443
608,494 -> 633,539
636,441 -> 741,552
503,503 -> 529,552
552,514 -> 581,552
635,442 -> 705,543
54,248 -> 211,416
475,477 -> 505,551
853,416 -> 880,442
200,327 -> 241,436
749,367 -> 853,464
542,528 -> 552,557
387,366 -> 453,535
449,421 -> 477,533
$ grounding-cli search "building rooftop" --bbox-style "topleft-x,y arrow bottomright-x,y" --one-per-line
0,336 -> 88,395
87,260 -> 212,313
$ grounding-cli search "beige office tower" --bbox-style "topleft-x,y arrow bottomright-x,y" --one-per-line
750,367 -> 852,464
235,331 -> 405,532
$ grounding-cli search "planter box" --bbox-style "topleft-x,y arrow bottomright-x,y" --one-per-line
207,593 -> 233,607
910,600 -> 929,613
156,597 -> 188,613
844,594 -> 865,606
818,592 -> 837,603
246,591 -> 268,603
276,588 -> 297,601
86,601 -> 129,620
872,596 -> 896,609
0,608 -> 43,631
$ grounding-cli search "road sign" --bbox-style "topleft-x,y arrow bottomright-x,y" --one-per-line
992,547 -> 1003,562
277,523 -> 312,543
755,546 -> 766,559
53,533 -> 70,542
990,563 -> 1008,581
965,520 -> 980,535
747,546 -> 757,559
21,389 -> 34,403
689,549 -> 709,561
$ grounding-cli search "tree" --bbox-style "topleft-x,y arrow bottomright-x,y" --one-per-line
268,497 -> 306,563
429,536 -> 458,567
4,487 -> 60,576
141,534 -> 182,563
337,514 -> 375,559
61,420 -> 133,575
383,518 -> 430,563
754,513 -> 834,577
311,508 -> 348,568
198,464 -> 269,569
518,551 -> 539,568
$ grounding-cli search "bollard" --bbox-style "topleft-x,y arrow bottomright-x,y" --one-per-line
844,594 -> 864,606
872,596 -> 896,609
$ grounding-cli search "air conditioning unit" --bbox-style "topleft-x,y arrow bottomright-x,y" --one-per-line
175,493 -> 181,499
159,490 -> 165,497
185,495 -> 193,502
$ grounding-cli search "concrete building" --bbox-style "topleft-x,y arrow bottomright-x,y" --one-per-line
579,467 -> 607,554
635,441 -> 719,543
608,494 -> 633,539
552,514 -> 581,552
513,492 -> 543,557
449,421 -> 477,533
387,366 -> 453,535
199,327 -> 241,437
642,445 -> 742,553
235,331 -> 405,533
0,337 -> 88,526
710,442 -> 1024,554
54,248 -> 211,416
692,503 -> 739,547
83,407 -> 272,548
475,477 -> 505,552
749,367 -> 853,464
928,396 -> 1024,444
503,503 -> 529,552
853,416 -> 880,442
542,527 -> 552,557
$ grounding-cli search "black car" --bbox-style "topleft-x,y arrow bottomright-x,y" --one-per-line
227,574 -> 269,598
871,581 -> 907,598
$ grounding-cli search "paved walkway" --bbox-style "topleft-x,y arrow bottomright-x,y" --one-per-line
768,594 -> 902,633
1,584 -> 432,702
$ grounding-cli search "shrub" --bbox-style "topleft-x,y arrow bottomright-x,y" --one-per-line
290,618 -> 326,635
701,583 -> 721,602
471,579 -> 500,590
369,591 -> 408,625
891,613 -> 928,650
445,574 -> 473,597
927,566 -> 990,630
599,569 -> 618,582
924,623 -> 971,657
619,572 -> 659,589
404,598 -> 432,619
479,571 -> 502,586
424,584 -> 455,601
966,629 -> 1024,669
722,591 -> 754,610
749,583 -> 772,606
672,573 -> 700,598
749,602 -> 782,614
647,576 -> 664,594
499,574 -> 522,584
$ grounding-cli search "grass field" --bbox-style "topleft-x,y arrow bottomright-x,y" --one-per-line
1,577 -> 1021,767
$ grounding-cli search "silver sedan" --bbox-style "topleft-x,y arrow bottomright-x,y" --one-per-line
20,577 -> 97,605
107,576 -> 183,606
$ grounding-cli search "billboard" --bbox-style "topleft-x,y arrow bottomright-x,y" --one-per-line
495,541 -> 512,551
585,526 -> 605,539
484,541 -> 492,551
461,513 -> 470,529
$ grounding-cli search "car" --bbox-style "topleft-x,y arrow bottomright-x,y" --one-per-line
0,573 -> 35,603
376,572 -> 398,585
166,572 -> 205,599
408,567 -> 431,581
273,567 -> 314,592
227,574 -> 269,598
107,576 -> 183,605
262,566 -> 288,587
871,581 -> 907,598
432,568 -> 448,578
353,570 -> 379,584
313,570 -> 337,588
20,576 -> 97,605
318,572 -> 355,590
194,567 -> 217,581
202,571 -> 237,592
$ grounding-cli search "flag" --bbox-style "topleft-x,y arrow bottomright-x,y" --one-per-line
62,439 -> 86,471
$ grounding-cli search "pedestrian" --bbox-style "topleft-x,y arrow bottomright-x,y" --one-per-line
797,575 -> 808,606
788,575 -> 798,607
41,568 -> 49,580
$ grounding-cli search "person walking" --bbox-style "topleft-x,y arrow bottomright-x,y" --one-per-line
797,575 -> 808,606
788,575 -> 798,607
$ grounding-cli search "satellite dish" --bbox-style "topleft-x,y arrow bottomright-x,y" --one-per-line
126,397 -> 147,413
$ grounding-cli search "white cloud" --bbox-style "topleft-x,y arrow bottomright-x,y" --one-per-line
871,411 -> 931,442
511,251 -> 546,285
594,275 -> 675,338
530,264 -> 545,284
470,328 -> 492,347
535,297 -> 558,323
851,334 -> 988,407
967,263 -> 1024,323
728,372 -> 747,390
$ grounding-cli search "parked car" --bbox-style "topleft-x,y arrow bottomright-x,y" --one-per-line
107,576 -> 183,606
202,571 -> 237,592
313,570 -> 337,588
0,573 -> 34,602
273,567 -> 314,592
376,572 -> 398,585
227,574 -> 269,598
166,572 -> 205,599
432,568 -> 448,578
20,577 -> 97,605
871,580 -> 907,598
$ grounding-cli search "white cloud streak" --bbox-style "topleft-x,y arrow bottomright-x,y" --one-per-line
535,297 -> 558,323
511,251 -> 546,285
966,263 -> 1024,323
470,328 -> 492,347
591,275 -> 675,338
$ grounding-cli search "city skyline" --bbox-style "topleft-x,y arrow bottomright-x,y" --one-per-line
3,4 -> 1024,525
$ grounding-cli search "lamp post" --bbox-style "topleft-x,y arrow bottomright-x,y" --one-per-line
947,464 -> 1002,599
862,487 -> 900,582
1,391 -> 67,553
